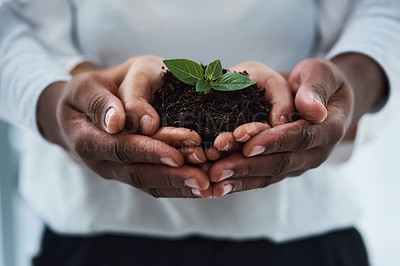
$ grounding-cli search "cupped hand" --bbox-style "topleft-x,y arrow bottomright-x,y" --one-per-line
204,58 -> 355,198
206,61 -> 295,162
37,55 -> 212,198
93,55 -> 208,165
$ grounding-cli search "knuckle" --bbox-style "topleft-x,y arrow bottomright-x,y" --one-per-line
268,131 -> 284,152
260,129 -> 283,154
259,176 -> 272,188
87,95 -> 109,124
299,124 -> 316,150
137,139 -> 156,162
147,188 -> 163,198
238,164 -> 250,177
143,150 -> 154,163
247,159 -> 264,176
164,168 -> 180,189
271,154 -> 291,177
126,168 -> 146,188
235,178 -> 249,192
112,140 -> 131,164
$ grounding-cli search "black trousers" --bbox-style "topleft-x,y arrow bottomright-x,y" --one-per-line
33,227 -> 369,266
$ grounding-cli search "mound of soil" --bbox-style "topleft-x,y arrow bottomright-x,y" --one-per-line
152,69 -> 271,147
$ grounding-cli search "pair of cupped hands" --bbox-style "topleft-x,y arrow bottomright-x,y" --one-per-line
38,55 -> 355,199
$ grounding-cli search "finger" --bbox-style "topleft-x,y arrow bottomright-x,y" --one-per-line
67,73 -> 126,134
93,161 -> 210,191
118,56 -> 164,135
242,120 -> 313,157
263,73 -> 294,126
211,168 -> 311,198
241,85 -> 352,157
142,186 -> 213,199
213,132 -> 242,152
195,186 -> 213,199
233,122 -> 271,143
288,59 -> 343,123
211,176 -> 283,198
208,153 -> 302,183
196,161 -> 213,174
62,108 -> 184,167
228,62 -> 295,127
142,188 -> 199,198
205,146 -> 222,161
151,127 -> 202,148
180,146 -> 207,164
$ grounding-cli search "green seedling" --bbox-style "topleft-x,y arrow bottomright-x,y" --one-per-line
163,59 -> 256,93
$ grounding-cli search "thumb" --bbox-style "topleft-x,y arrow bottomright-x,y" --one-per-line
68,74 -> 126,134
294,85 -> 328,123
289,59 -> 341,123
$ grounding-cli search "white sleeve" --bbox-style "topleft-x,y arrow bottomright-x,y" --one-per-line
16,0 -> 97,71
0,1 -> 70,132
326,0 -> 400,111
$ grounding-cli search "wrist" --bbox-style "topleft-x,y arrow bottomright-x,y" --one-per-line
331,53 -> 388,126
36,81 -> 68,147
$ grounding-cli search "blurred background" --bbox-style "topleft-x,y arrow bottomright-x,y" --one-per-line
1,114 -> 400,265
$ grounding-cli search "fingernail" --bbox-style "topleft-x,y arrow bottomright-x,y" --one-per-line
189,153 -> 206,163
218,170 -> 234,182
140,115 -> 154,135
185,178 -> 201,189
236,133 -> 250,142
313,95 -> 325,106
248,146 -> 265,157
220,143 -> 232,151
313,97 -> 328,121
160,157 -> 179,167
280,115 -> 289,125
105,108 -> 116,129
192,188 -> 203,198
221,184 -> 233,197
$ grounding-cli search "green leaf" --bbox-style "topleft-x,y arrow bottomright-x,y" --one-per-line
196,80 -> 213,93
205,59 -> 222,81
163,59 -> 204,85
213,72 -> 256,91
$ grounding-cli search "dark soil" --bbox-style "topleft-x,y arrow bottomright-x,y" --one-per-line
152,69 -> 271,147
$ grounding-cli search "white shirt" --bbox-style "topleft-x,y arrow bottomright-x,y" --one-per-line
1,0 -> 400,242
